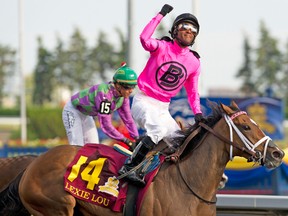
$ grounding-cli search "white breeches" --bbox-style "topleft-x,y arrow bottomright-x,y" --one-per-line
131,92 -> 180,144
62,101 -> 99,146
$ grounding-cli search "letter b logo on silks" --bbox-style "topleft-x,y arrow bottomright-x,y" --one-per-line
156,62 -> 187,91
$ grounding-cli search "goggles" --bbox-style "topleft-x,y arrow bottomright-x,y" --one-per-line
177,23 -> 198,33
120,83 -> 136,90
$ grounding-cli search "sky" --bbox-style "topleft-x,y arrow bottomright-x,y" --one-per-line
1,0 -> 288,96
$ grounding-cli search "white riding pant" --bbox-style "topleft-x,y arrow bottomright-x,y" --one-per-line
131,92 -> 180,144
62,101 -> 99,146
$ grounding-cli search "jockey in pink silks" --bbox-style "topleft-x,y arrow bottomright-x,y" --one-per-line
119,4 -> 205,187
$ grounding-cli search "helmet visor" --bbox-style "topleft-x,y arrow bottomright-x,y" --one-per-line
178,23 -> 198,33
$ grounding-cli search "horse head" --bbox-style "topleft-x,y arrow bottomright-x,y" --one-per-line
220,101 -> 285,169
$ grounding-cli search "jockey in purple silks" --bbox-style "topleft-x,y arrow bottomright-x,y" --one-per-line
119,4 -> 205,187
62,63 -> 139,149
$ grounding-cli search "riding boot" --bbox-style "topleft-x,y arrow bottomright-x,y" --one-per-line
118,136 -> 155,187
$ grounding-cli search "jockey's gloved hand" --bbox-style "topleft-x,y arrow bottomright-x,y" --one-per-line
159,4 -> 173,16
195,113 -> 205,124
123,138 -> 136,151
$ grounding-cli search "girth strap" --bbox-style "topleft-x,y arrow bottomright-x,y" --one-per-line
123,185 -> 139,216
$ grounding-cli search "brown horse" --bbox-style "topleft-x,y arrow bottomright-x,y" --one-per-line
0,101 -> 285,216
0,155 -> 36,191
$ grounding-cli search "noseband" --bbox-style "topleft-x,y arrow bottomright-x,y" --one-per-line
223,111 -> 271,164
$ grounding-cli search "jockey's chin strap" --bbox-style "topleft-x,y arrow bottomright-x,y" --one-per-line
223,111 -> 271,164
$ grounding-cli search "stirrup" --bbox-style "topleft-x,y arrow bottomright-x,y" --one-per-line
118,165 -> 146,187
125,171 -> 146,187
118,165 -> 130,176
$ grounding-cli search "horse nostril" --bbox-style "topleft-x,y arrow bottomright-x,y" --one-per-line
272,150 -> 285,159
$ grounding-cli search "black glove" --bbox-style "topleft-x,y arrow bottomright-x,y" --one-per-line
194,113 -> 205,124
159,4 -> 173,16
123,138 -> 136,151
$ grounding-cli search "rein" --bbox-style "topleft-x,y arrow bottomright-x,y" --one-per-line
175,111 -> 270,205
176,161 -> 217,205
166,126 -> 201,162
198,122 -> 256,157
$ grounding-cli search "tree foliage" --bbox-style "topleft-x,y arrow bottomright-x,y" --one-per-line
280,42 -> 288,99
63,28 -> 91,90
31,27 -> 127,106
237,21 -> 285,98
33,37 -> 54,105
88,31 -> 118,82
236,36 -> 257,95
0,45 -> 16,106
255,21 -> 282,95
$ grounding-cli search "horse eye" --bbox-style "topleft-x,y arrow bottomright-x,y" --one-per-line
242,125 -> 250,130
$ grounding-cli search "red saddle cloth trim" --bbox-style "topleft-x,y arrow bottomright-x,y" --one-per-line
64,144 -> 128,212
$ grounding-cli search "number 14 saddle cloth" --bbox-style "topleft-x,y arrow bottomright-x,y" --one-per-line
64,143 -> 163,212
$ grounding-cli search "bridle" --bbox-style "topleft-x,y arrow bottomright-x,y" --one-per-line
223,111 -> 271,163
176,110 -> 271,204
198,111 -> 271,164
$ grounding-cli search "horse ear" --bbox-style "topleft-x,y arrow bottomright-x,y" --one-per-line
231,101 -> 240,110
176,118 -> 186,131
220,103 -> 234,115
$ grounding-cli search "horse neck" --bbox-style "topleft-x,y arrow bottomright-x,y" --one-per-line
166,119 -> 231,201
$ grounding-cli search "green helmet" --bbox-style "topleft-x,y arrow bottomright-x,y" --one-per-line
113,62 -> 138,87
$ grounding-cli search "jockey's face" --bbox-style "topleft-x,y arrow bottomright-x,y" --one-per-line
175,22 -> 197,47
115,83 -> 135,98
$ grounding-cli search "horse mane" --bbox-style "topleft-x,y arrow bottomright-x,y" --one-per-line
0,170 -> 30,216
171,101 -> 239,159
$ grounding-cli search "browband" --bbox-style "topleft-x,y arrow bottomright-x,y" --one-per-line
230,111 -> 247,120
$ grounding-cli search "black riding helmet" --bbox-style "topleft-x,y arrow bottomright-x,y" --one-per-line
169,13 -> 200,46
